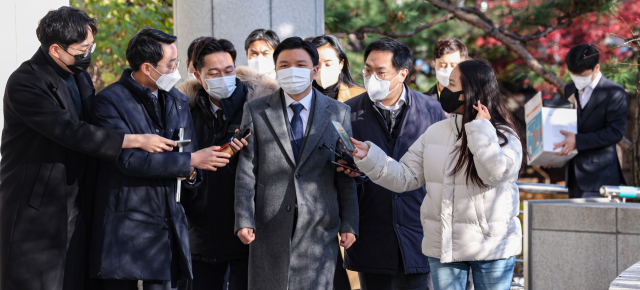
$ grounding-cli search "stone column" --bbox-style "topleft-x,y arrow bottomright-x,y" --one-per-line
0,0 -> 69,143
175,0 -> 324,79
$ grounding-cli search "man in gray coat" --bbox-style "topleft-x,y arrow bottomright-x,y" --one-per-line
235,37 -> 359,290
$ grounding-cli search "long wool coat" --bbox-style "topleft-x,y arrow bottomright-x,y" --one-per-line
234,88 -> 359,290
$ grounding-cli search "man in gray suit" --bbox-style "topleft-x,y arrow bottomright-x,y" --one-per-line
235,37 -> 358,290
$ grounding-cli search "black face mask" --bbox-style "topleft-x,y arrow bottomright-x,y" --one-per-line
439,87 -> 465,113
59,48 -> 92,74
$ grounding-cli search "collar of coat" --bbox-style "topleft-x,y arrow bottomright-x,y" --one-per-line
118,68 -> 190,104
177,65 -> 280,110
28,48 -> 95,121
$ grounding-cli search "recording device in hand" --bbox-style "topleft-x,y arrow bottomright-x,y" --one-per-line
320,143 -> 363,175
215,127 -> 252,156
331,121 -> 356,152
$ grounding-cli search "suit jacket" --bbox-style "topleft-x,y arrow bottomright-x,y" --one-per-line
344,84 -> 446,275
234,88 -> 358,290
564,76 -> 628,191
0,49 -> 123,290
89,69 -> 201,280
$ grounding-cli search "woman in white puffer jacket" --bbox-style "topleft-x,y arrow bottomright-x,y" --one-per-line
347,59 -> 525,290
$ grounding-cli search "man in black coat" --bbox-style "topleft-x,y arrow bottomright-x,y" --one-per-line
0,7 -> 177,290
89,28 -> 231,290
178,37 -> 278,290
556,44 -> 628,198
339,38 -> 445,290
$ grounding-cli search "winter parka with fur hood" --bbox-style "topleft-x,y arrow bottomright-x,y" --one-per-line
176,67 -> 278,264
355,115 -> 523,263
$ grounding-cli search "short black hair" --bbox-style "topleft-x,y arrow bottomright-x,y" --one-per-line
273,37 -> 319,67
186,37 -> 205,65
434,38 -> 468,60
126,27 -> 177,72
566,44 -> 599,74
244,29 -> 281,52
364,37 -> 412,71
37,6 -> 98,50
311,34 -> 362,88
191,37 -> 237,72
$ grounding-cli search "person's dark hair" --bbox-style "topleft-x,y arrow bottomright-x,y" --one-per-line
566,44 -> 599,74
126,27 -> 177,72
273,37 -> 319,67
37,6 -> 98,51
244,29 -> 280,52
191,37 -> 237,72
364,37 -> 412,71
311,34 -> 362,88
433,38 -> 468,60
451,59 -> 526,187
186,37 -> 205,65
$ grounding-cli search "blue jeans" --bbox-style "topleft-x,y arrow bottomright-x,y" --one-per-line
428,256 -> 515,290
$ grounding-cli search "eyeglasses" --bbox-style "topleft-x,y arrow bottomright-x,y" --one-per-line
155,59 -> 181,73
361,68 -> 401,81
67,43 -> 96,58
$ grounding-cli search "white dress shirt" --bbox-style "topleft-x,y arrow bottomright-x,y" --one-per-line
284,89 -> 313,135
579,71 -> 602,109
375,85 -> 407,111
209,97 -> 226,121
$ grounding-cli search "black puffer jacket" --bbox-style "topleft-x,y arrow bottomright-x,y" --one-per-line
179,73 -> 278,264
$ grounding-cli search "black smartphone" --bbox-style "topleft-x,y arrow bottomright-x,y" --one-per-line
331,121 -> 355,152
331,161 -> 363,174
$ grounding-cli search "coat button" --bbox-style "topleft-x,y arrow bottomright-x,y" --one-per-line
179,106 -> 182,109
156,129 -> 160,133
169,128 -> 173,132
287,205 -> 291,211
295,174 -> 300,179
394,194 -> 399,200
395,224 -> 400,229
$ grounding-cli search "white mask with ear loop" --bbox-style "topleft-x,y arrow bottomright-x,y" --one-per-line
435,67 -> 454,87
316,66 -> 341,89
149,64 -> 181,92
277,67 -> 313,95
248,55 -> 275,75
203,75 -> 237,100
364,71 -> 401,102
569,73 -> 593,90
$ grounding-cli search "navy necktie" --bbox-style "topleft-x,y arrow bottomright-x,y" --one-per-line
290,103 -> 304,162
151,94 -> 161,120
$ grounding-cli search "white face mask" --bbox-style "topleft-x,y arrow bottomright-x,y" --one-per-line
364,72 -> 401,102
203,74 -> 237,100
435,67 -> 454,87
277,67 -> 313,95
316,66 -> 341,89
188,72 -> 197,80
569,73 -> 593,90
248,55 -> 275,75
149,65 -> 181,92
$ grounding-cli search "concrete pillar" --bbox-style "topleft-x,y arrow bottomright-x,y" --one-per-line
175,0 -> 324,79
0,0 -> 69,140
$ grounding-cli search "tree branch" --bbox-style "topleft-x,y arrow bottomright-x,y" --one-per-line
425,0 -> 566,94
349,13 -> 454,39
460,6 -> 574,42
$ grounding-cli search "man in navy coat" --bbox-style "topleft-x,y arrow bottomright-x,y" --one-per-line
556,44 -> 628,198
89,28 -> 232,290
340,37 -> 446,290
